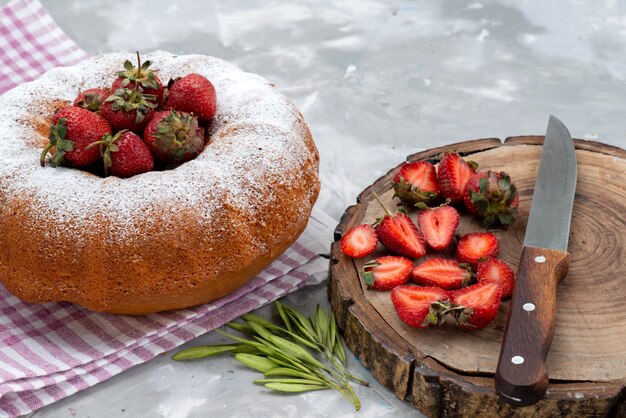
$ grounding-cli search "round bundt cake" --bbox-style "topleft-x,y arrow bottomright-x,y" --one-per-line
0,51 -> 320,314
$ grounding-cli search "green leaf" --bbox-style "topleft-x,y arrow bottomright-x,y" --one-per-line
247,322 -> 275,342
254,378 -> 325,385
361,271 -> 376,287
281,329 -> 319,350
242,313 -> 281,331
479,177 -> 488,194
328,312 -> 337,352
470,192 -> 489,213
498,175 -> 511,191
213,328 -> 265,349
264,368 -> 324,382
267,355 -> 311,373
483,215 -> 496,228
227,321 -> 255,334
267,335 -> 325,369
286,309 -> 317,342
314,305 -> 328,343
140,59 -> 152,71
172,344 -> 242,360
275,301 -> 292,332
467,160 -> 479,171
334,335 -> 347,366
235,353 -> 279,373
414,202 -> 429,210
498,212 -> 515,225
264,382 -> 329,393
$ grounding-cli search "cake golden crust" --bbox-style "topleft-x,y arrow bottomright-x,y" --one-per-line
0,51 -> 320,314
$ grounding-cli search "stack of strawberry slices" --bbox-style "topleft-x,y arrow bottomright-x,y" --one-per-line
340,152 -> 519,331
40,53 -> 217,178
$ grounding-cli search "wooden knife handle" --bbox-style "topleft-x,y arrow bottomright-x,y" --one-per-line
495,246 -> 570,406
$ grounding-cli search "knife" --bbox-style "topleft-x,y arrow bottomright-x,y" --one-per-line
495,116 -> 577,406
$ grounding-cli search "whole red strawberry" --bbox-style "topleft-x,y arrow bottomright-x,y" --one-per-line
477,258 -> 515,299
449,282 -> 502,329
87,130 -> 154,178
73,87 -> 110,112
100,88 -> 156,134
111,52 -> 164,105
40,106 -> 111,168
361,256 -> 413,291
456,232 -> 499,268
166,73 -> 217,122
143,110 -> 205,165
392,161 -> 439,208
391,285 -> 451,328
437,153 -> 478,205
464,170 -> 519,228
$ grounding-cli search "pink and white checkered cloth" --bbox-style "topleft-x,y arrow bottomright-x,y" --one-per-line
0,1 -> 334,416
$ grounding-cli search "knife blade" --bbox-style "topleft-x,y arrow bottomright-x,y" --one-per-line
495,116 -> 577,406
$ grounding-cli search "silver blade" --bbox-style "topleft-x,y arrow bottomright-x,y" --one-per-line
523,116 -> 577,251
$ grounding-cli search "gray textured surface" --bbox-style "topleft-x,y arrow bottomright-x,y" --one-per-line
22,0 -> 626,416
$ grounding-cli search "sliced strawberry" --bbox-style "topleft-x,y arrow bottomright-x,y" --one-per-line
477,258 -> 515,299
361,256 -> 413,291
411,258 -> 472,290
340,224 -> 378,258
456,232 -> 498,268
391,285 -> 450,328
392,161 -> 439,207
417,205 -> 460,250
373,195 -> 426,259
437,153 -> 478,205
376,212 -> 426,259
449,282 -> 502,329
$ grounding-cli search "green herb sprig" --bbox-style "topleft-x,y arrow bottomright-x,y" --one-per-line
172,301 -> 368,410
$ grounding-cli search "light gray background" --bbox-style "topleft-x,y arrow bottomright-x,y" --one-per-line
17,0 -> 626,417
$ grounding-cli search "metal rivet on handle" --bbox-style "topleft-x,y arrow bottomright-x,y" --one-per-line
511,356 -> 525,365
523,303 -> 536,312
535,255 -> 546,263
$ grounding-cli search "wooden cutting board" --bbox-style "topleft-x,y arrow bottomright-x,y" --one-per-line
328,137 -> 626,417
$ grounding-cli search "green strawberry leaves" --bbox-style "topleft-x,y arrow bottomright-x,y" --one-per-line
40,118 -> 73,167
105,88 -> 157,124
85,131 -> 124,176
361,259 -> 379,288
469,171 -> 518,228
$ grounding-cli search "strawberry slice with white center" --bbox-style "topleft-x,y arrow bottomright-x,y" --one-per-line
449,281 -> 502,329
417,205 -> 460,250
411,258 -> 472,290
391,285 -> 450,328
456,232 -> 499,268
361,256 -> 413,291
392,161 -> 439,207
477,258 -> 515,299
340,224 -> 378,258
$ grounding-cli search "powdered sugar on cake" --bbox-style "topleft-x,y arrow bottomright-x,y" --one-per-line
0,51 -> 318,244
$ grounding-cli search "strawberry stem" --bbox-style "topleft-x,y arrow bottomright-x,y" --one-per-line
136,51 -> 141,79
372,192 -> 393,217
40,143 -> 53,167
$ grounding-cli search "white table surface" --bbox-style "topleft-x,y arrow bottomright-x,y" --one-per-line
20,0 -> 626,416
